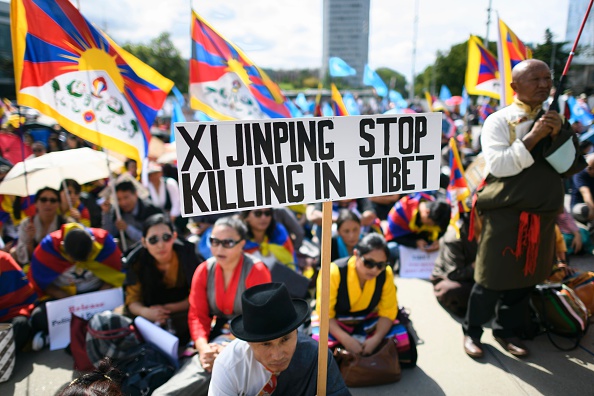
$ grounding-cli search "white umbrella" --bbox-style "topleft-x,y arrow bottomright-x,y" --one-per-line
0,147 -> 117,196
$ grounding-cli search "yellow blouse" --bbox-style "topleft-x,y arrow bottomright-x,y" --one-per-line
316,255 -> 398,321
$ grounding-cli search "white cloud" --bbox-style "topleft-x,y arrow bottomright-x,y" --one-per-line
6,0 -> 570,82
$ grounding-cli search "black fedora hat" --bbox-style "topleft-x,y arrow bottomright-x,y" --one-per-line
230,283 -> 310,342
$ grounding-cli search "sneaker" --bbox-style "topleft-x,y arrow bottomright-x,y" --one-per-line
31,331 -> 48,351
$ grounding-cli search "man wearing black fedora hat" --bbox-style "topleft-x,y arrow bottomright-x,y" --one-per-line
209,283 -> 350,395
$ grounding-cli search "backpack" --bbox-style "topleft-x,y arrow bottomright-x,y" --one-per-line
85,311 -> 141,367
117,343 -> 176,396
530,283 -> 590,350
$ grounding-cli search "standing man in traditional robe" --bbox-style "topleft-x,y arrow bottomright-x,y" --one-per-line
463,59 -> 585,358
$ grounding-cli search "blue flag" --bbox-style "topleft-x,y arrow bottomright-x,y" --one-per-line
567,96 -> 594,126
286,100 -> 303,117
194,111 -> 213,122
363,65 -> 388,97
322,101 -> 334,116
171,86 -> 185,107
295,93 -> 310,112
439,85 -> 452,102
388,90 -> 408,109
343,92 -> 361,115
329,57 -> 356,77
460,87 -> 469,116
170,100 -> 186,143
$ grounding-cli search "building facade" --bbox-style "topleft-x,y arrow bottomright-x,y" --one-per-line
322,0 -> 370,87
565,0 -> 594,94
0,1 -> 14,99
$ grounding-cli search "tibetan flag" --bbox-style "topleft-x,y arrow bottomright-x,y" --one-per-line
329,57 -> 356,77
189,11 -> 291,121
478,101 -> 495,123
243,223 -> 296,271
363,65 -> 388,97
330,84 -> 349,116
465,35 -> 500,99
313,81 -> 323,117
11,0 -> 173,169
424,91 -> 434,112
497,18 -> 532,106
447,138 -> 470,237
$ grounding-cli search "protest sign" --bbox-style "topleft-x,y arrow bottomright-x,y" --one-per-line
175,113 -> 442,216
45,288 -> 124,351
398,246 -> 439,279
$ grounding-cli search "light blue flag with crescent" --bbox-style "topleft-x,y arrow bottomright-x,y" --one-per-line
295,93 -> 310,112
322,101 -> 334,116
171,86 -> 185,107
461,87 -> 469,116
363,65 -> 388,97
567,96 -> 594,126
343,92 -> 361,115
194,111 -> 213,122
389,90 -> 408,109
286,100 -> 303,117
329,57 -> 357,77
439,85 -> 452,102
170,100 -> 186,143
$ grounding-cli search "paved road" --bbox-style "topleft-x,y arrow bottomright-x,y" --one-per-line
2,256 -> 593,395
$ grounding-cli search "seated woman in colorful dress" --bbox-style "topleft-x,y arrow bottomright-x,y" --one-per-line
315,233 -> 399,357
152,216 -> 271,396
13,187 -> 69,265
124,214 -> 201,344
240,208 -> 296,271
330,209 -> 362,262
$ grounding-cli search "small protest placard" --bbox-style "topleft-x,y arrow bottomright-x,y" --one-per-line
175,113 -> 442,216
46,288 -> 124,350
398,246 -> 439,279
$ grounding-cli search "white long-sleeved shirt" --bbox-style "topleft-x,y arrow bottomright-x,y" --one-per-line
481,102 -> 540,178
147,177 -> 181,217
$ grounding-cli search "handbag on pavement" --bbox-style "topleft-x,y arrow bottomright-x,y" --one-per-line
333,338 -> 401,387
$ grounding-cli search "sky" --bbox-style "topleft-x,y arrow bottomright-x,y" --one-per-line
5,0 -> 572,84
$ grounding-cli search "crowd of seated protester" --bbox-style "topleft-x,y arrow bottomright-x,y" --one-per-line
2,128 -> 593,392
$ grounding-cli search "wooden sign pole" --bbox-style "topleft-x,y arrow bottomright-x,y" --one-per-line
316,201 -> 333,396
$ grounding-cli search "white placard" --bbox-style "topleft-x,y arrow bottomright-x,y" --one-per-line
175,113 -> 442,216
398,246 -> 439,279
45,288 -> 124,351
134,316 -> 179,368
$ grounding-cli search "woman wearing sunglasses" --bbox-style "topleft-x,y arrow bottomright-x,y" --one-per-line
14,187 -> 68,265
152,216 -> 271,396
315,233 -> 399,360
124,214 -> 201,344
240,209 -> 296,271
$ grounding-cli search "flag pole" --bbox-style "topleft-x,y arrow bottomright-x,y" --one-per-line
316,201 -> 332,396
550,0 -> 594,112
15,105 -> 30,199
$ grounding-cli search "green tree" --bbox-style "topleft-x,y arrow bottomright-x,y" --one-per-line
123,32 -> 188,94
531,28 -> 569,84
376,68 -> 407,94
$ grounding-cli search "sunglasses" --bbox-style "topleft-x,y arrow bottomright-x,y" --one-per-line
361,257 -> 387,271
252,210 -> 273,218
38,197 -> 58,204
209,236 -> 242,248
147,233 -> 173,245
